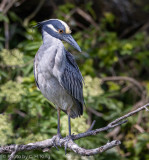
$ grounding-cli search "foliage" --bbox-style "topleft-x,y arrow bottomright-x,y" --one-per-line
0,114 -> 13,145
0,1 -> 149,160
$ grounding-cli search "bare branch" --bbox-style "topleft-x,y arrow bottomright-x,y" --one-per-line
3,0 -> 17,15
23,0 -> 46,26
108,103 -> 149,126
73,103 -> 148,140
75,8 -> 99,29
87,120 -> 96,132
87,107 -> 103,117
0,103 -> 148,157
8,145 -> 18,160
4,20 -> 9,49
102,76 -> 145,93
0,0 -> 8,12
102,76 -> 148,109
65,139 -> 120,156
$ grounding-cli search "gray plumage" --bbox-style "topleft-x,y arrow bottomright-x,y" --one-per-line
34,19 -> 84,119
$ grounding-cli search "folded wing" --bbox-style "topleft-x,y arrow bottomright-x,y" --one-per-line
60,51 -> 84,116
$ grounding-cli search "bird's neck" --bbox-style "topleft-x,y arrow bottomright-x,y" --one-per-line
42,30 -> 61,46
41,30 -> 66,75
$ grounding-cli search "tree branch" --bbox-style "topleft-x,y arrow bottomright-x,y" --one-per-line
102,76 -> 145,94
23,0 -> 45,26
87,107 -> 103,117
0,104 -> 148,157
8,145 -> 18,160
102,76 -> 148,109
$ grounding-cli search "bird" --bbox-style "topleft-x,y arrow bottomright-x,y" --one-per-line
33,19 -> 84,148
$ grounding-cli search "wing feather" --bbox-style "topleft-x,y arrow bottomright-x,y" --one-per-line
60,51 -> 84,116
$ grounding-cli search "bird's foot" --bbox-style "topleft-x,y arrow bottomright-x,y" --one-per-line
52,133 -> 62,150
65,135 -> 73,155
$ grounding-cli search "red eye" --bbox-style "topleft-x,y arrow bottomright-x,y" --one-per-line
58,29 -> 63,33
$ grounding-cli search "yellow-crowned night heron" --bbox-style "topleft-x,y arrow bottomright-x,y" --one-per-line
34,19 -> 84,147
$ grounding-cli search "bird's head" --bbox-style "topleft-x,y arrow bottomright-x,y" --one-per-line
35,19 -> 81,52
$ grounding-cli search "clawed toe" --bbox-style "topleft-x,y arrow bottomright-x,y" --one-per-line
57,133 -> 62,147
52,134 -> 62,150
52,140 -> 59,150
65,136 -> 72,155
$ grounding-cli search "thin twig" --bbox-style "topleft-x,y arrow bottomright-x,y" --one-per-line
71,104 -> 149,140
87,107 -> 103,117
8,145 -> 18,160
3,0 -> 17,14
23,0 -> 45,26
0,0 -> 8,12
102,76 -> 145,93
108,104 -> 149,126
75,8 -> 98,29
87,120 -> 96,132
102,76 -> 147,109
4,20 -> 9,49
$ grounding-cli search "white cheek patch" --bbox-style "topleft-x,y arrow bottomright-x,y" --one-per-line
46,19 -> 71,34
47,24 -> 58,32
59,20 -> 71,34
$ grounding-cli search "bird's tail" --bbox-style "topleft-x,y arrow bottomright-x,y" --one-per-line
61,99 -> 83,119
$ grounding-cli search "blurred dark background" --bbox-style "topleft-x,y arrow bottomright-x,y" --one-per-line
0,0 -> 149,160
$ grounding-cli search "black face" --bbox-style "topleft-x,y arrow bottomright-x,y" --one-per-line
38,19 -> 81,52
